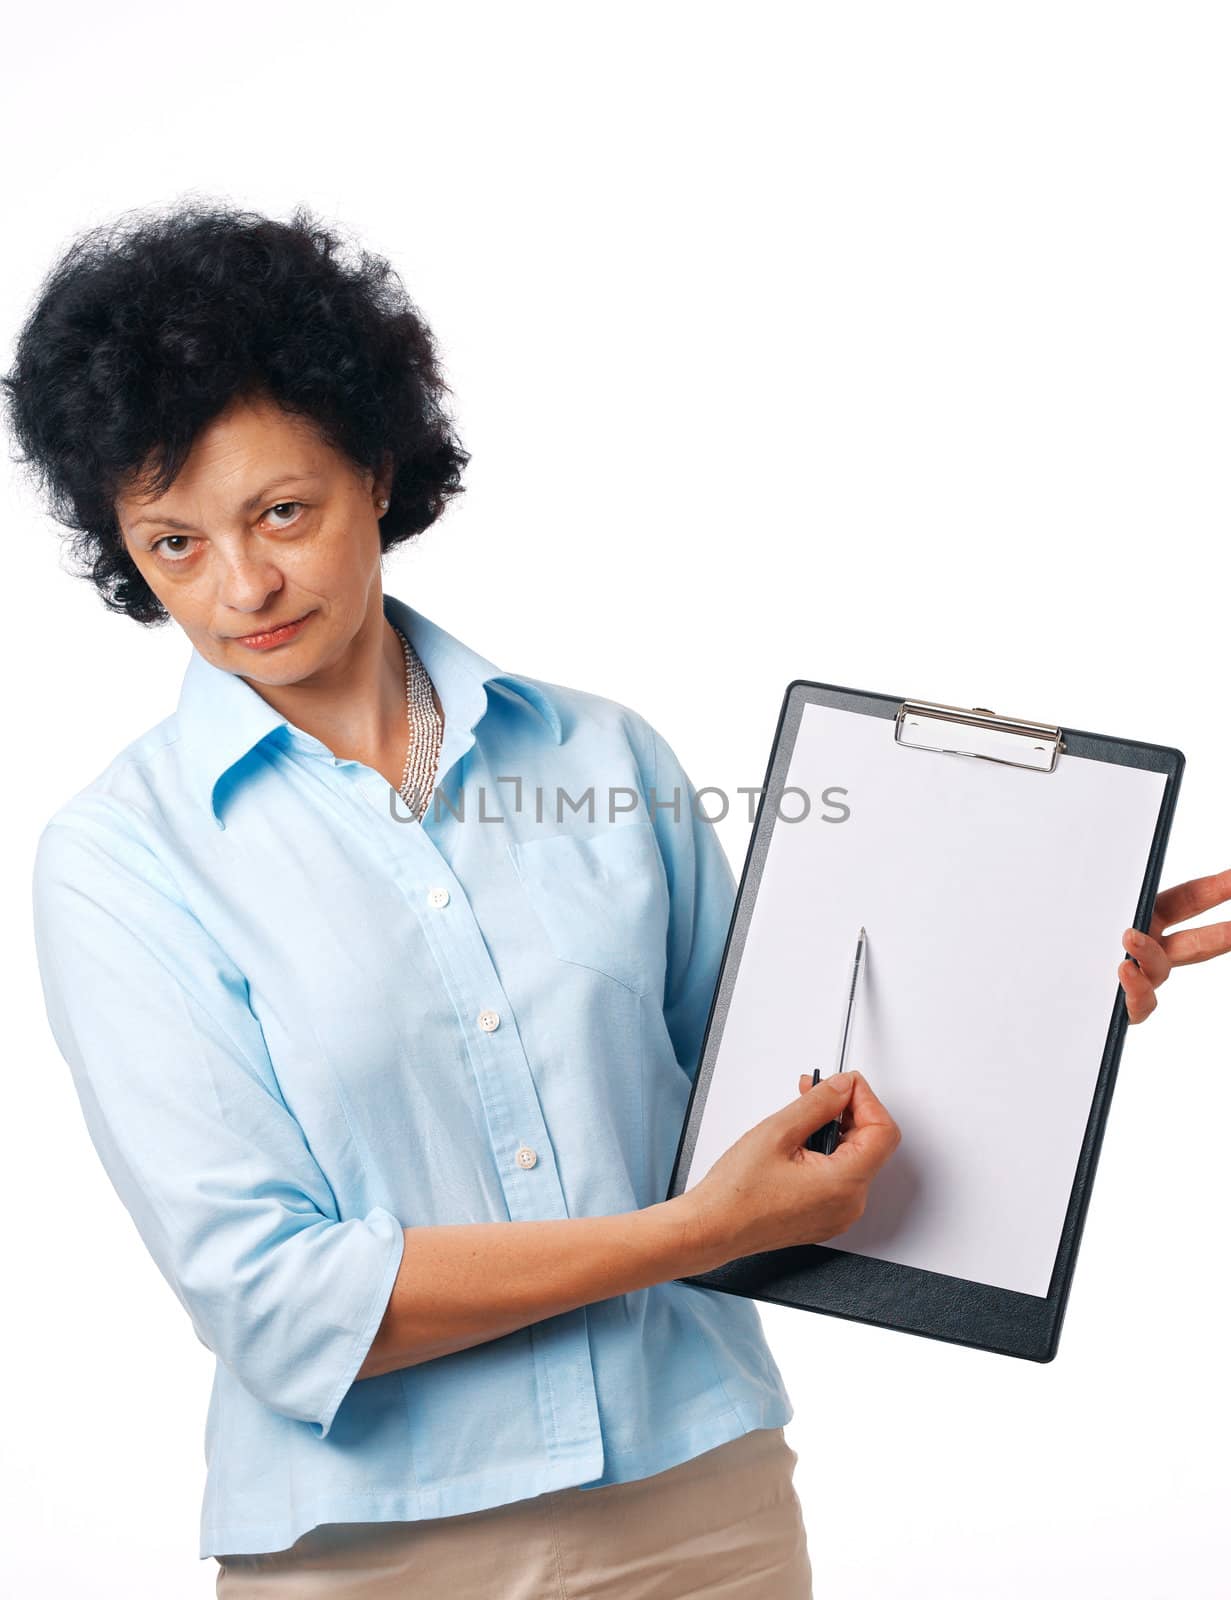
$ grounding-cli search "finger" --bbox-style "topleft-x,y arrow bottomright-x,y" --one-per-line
824,1072 -> 901,1177
1150,867 -> 1231,933
1122,929 -> 1170,987
1119,957 -> 1158,1024
779,1072 -> 857,1149
1157,917 -> 1231,968
841,1069 -> 896,1130
827,1115 -> 901,1179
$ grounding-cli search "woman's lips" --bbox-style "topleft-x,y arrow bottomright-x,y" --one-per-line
231,612 -> 313,650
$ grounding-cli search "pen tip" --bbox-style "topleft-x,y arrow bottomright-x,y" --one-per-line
858,925 -> 866,940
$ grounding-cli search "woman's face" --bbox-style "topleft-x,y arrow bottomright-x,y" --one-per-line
114,391 -> 393,684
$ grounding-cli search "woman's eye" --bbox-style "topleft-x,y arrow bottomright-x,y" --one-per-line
151,534 -> 195,563
263,501 -> 304,528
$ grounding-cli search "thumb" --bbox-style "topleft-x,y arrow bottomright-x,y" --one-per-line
777,1072 -> 856,1150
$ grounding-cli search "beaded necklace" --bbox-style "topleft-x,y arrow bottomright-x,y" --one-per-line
392,624 -> 443,820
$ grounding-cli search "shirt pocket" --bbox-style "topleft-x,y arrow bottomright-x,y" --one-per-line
506,815 -> 670,998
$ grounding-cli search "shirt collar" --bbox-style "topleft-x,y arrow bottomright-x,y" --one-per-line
175,590 -> 563,826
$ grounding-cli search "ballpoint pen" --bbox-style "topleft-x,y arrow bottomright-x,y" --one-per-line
806,926 -> 866,1156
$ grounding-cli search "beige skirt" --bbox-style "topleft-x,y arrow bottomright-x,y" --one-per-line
214,1424 -> 813,1598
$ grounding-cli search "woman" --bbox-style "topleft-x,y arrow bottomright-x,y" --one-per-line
8,203 -> 1225,1598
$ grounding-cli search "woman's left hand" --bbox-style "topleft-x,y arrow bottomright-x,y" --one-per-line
1119,866 -> 1231,1023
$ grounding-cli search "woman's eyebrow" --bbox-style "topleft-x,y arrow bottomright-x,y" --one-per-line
128,472 -> 326,531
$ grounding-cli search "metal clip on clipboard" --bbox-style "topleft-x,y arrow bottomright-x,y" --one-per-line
894,699 -> 1066,773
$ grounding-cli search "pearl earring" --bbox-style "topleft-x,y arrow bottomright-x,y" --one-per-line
377,497 -> 389,510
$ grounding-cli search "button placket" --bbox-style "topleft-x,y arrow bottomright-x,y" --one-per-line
387,828 -> 562,1225
384,775 -> 603,1479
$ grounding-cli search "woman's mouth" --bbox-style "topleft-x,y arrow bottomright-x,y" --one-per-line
231,612 -> 314,650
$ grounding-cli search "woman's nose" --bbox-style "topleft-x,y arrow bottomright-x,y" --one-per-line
216,550 -> 285,611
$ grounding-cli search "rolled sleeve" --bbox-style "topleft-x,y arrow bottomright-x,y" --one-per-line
639,720 -> 739,1084
31,813 -> 406,1439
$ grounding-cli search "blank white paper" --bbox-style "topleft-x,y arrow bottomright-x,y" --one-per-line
681,702 -> 1168,1297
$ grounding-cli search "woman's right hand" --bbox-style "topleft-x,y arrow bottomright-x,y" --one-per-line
679,1071 -> 902,1272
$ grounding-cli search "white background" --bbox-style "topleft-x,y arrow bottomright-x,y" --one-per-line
2,4 -> 1226,1595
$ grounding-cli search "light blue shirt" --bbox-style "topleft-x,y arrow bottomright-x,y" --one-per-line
31,591 -> 792,1560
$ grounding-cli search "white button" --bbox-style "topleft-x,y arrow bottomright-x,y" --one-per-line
427,886 -> 450,908
516,1145 -> 538,1169
477,1009 -> 501,1033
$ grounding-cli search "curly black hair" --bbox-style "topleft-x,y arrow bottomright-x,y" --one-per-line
2,199 -> 469,624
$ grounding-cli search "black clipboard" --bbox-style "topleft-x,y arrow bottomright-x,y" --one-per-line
665,681 -> 1184,1362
